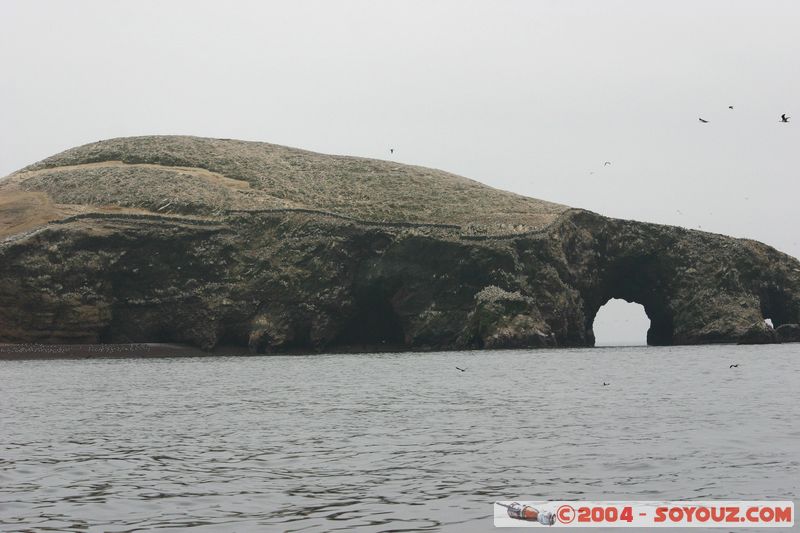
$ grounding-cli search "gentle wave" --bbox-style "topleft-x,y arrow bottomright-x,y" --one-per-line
1,344 -> 798,532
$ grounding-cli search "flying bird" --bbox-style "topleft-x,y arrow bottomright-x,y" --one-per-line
728,106 -> 734,109
780,114 -> 790,123
699,118 -> 709,123
729,364 -> 739,368
455,366 -> 466,372
603,161 -> 611,166
603,382 -> 610,386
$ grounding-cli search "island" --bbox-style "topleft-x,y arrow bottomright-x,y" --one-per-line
1,135 -> 799,353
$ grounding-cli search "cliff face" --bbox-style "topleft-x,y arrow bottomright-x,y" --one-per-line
1,136 -> 799,352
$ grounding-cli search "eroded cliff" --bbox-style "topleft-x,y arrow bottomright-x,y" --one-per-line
1,136 -> 799,352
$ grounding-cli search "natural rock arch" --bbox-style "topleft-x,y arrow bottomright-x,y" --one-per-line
586,300 -> 673,347
580,254 -> 675,346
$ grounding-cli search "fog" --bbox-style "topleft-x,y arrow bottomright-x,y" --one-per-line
2,0 -> 797,344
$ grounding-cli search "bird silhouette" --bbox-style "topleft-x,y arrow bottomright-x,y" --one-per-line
390,148 -> 394,154
603,161 -> 611,166
728,105 -> 734,109
455,366 -> 466,372
730,364 -> 739,368
781,114 -> 790,123
699,118 -> 709,123
603,382 -> 610,386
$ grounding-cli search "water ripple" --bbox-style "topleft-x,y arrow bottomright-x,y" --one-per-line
1,344 -> 798,531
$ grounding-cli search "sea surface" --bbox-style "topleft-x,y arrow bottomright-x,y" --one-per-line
1,344 -> 798,532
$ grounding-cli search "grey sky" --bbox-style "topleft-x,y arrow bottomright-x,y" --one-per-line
1,0 -> 798,344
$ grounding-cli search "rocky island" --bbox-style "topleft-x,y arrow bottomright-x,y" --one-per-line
1,135 -> 799,353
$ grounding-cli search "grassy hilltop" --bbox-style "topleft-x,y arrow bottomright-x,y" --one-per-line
2,135 -> 567,237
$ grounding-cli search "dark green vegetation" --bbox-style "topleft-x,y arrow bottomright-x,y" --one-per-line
1,136 -> 798,352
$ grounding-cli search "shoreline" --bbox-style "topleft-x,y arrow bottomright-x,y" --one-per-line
0,342 -> 416,360
0,343 -> 216,360
1,341 -> 778,361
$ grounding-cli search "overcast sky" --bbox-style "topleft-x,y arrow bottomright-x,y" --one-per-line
1,0 -> 798,344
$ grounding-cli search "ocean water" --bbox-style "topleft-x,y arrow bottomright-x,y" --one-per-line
1,344 -> 798,532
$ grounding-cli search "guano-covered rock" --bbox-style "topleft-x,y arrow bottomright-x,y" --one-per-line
1,136 -> 799,353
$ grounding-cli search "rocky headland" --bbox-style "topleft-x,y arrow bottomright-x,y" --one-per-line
1,136 -> 799,353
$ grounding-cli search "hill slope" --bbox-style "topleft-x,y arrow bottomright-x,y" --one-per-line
3,135 -> 567,236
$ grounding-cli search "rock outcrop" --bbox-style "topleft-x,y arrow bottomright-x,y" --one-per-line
2,136 -> 799,352
775,324 -> 800,343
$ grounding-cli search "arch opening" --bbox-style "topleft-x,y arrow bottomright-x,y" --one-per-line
591,299 -> 650,346
583,254 -> 675,346
759,286 -> 794,328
